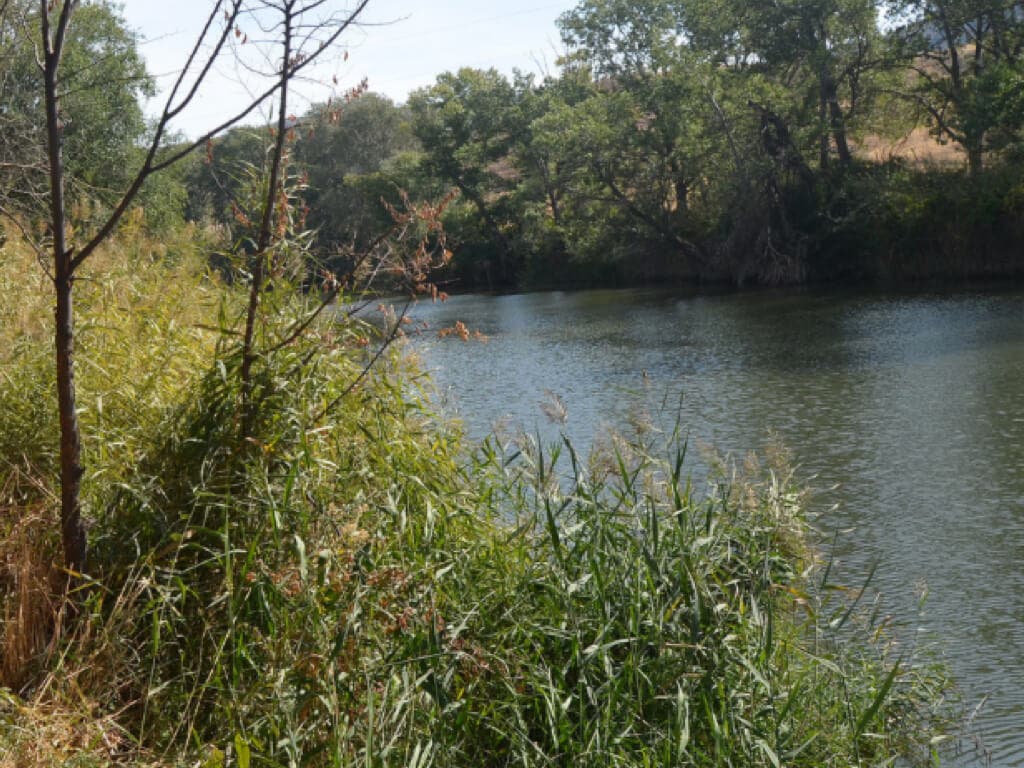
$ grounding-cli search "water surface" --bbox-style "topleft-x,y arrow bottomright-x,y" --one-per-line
406,286 -> 1024,765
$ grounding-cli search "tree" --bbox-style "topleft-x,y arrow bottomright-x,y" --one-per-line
557,0 -> 685,84
0,0 -> 151,224
409,68 -> 522,287
685,0 -> 887,171
12,0 -> 372,582
557,0 -> 708,266
296,92 -> 420,255
887,0 -> 1024,173
748,0 -> 883,168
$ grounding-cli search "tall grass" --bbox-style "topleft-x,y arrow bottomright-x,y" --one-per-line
1,228 -> 959,766
1,224 -> 225,694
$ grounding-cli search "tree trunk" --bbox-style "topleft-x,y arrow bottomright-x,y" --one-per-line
967,143 -> 983,176
241,2 -> 293,436
827,90 -> 852,165
820,71 -> 851,168
54,262 -> 86,574
533,155 -> 561,225
43,1 -> 87,576
819,91 -> 829,171
670,156 -> 689,214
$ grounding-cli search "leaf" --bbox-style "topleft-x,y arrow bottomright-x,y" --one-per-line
200,746 -> 224,768
756,738 -> 781,768
855,656 -> 903,739
434,563 -> 454,580
234,733 -> 251,768
294,534 -> 308,582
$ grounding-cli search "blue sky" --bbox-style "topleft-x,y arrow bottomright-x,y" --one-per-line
121,0 -> 579,137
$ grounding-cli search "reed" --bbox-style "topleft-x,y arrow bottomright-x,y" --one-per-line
0,229 -> 959,766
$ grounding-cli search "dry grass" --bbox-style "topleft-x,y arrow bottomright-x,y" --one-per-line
0,502 -> 62,692
856,126 -> 965,168
1,222 -> 225,697
0,240 -> 53,351
0,692 -> 166,768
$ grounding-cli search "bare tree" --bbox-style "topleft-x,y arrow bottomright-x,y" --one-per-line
28,0 -> 372,581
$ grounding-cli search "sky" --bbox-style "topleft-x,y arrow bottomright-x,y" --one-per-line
121,0 -> 579,138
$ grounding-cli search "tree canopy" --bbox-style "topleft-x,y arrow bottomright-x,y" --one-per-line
0,0 -> 151,219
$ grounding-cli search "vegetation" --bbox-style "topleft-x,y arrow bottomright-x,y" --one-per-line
0,0 -> 152,217
0,0 -> 994,764
1,230 -> 960,766
9,0 -> 1023,292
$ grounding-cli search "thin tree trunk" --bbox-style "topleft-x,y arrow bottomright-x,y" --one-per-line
53,262 -> 85,575
43,0 -> 87,575
824,76 -> 852,166
670,156 -> 688,214
819,91 -> 829,171
241,1 -> 294,436
536,157 -> 561,224
819,69 -> 852,169
829,97 -> 852,165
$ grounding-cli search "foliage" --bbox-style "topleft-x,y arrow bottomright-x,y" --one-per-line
408,68 -> 526,288
149,0 -> 1024,291
811,159 -> 1024,280
393,0 -> 1023,286
186,127 -> 274,226
887,0 -> 1024,173
297,94 -> 425,263
1,229 -> 963,766
0,0 -> 153,217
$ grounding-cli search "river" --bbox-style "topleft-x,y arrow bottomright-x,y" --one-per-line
404,285 -> 1024,766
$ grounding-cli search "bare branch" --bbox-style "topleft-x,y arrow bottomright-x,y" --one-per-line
240,0 -> 296,417
314,298 -> 413,422
70,0 -> 372,274
164,1 -> 242,122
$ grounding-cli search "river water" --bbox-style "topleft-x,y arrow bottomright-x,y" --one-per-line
403,286 -> 1024,765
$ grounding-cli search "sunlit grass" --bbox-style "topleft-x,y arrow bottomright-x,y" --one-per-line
0,228 -> 961,766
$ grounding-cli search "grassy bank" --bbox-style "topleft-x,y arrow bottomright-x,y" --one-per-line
1,230 -> 960,766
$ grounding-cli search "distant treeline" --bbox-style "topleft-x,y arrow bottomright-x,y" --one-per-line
5,0 -> 1024,290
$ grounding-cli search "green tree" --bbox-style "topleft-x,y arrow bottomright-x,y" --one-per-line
888,0 -> 1024,173
409,68 -> 522,287
557,0 -> 685,83
684,0 -> 887,170
295,92 -> 420,256
748,0 -> 883,168
0,0 -> 152,220
556,0 -> 711,267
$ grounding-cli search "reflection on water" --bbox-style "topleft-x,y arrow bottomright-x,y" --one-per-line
407,285 -> 1024,766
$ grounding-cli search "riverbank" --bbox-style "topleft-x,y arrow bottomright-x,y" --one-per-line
1,232 -> 963,766
438,162 -> 1024,294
